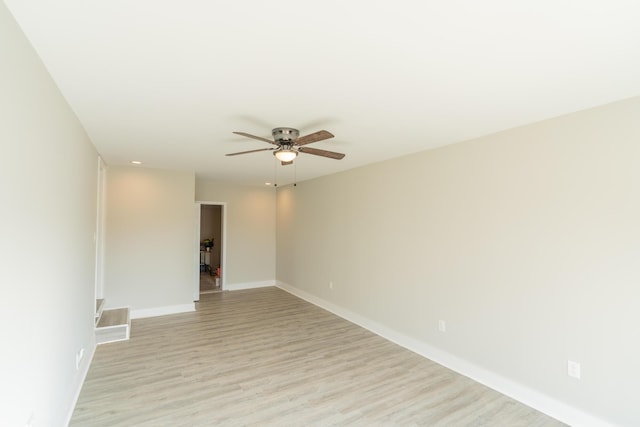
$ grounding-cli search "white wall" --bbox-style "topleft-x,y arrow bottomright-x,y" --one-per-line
196,180 -> 275,287
276,97 -> 640,427
0,3 -> 99,425
104,166 -> 196,313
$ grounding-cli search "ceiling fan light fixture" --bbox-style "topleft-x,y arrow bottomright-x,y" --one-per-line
274,149 -> 298,162
229,128 -> 343,162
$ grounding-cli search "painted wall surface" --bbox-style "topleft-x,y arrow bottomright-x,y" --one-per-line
0,3 -> 99,425
276,97 -> 640,427
104,166 -> 195,310
196,180 -> 275,286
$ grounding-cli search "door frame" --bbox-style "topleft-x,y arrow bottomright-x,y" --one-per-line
94,156 -> 106,300
194,201 -> 227,300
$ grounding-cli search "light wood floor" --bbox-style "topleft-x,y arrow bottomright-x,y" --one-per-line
199,271 -> 221,294
70,287 -> 565,426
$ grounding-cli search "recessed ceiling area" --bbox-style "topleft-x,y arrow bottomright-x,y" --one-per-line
6,1 -> 640,185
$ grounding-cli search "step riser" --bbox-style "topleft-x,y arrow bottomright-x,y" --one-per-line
96,325 -> 129,344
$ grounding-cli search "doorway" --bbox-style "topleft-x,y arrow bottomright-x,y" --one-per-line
194,202 -> 226,300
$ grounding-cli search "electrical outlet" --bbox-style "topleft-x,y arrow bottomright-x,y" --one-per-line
329,281 -> 333,289
567,360 -> 581,379
76,348 -> 85,370
438,320 -> 446,332
25,412 -> 35,427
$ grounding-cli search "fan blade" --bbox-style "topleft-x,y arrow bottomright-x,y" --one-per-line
226,148 -> 274,156
295,130 -> 334,146
298,146 -> 345,159
232,131 -> 277,145
281,161 -> 293,166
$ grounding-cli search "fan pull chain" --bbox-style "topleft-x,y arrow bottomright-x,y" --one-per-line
273,157 -> 278,187
294,161 -> 297,187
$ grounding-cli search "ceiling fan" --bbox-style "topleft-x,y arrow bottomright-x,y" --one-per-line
226,127 -> 345,165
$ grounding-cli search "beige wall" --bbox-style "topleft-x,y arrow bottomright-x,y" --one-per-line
276,97 -> 640,426
196,180 -> 275,286
104,166 -> 196,310
0,3 -> 99,425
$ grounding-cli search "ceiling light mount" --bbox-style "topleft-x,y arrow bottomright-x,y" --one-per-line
272,127 -> 299,143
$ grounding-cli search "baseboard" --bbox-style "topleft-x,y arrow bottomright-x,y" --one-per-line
276,281 -> 616,427
65,336 -> 96,426
130,303 -> 195,319
225,280 -> 275,291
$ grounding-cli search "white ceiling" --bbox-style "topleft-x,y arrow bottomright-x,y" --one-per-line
6,0 -> 640,185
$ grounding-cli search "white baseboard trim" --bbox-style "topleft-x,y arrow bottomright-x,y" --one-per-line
276,281 -> 616,427
130,303 -> 195,319
65,336 -> 96,426
225,280 -> 275,291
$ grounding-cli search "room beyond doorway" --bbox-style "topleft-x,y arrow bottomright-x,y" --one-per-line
194,202 -> 226,300
199,271 -> 222,294
200,204 -> 222,273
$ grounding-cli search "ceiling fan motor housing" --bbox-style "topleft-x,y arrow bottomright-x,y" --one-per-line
272,127 -> 299,143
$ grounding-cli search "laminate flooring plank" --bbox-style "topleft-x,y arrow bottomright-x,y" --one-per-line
70,287 -> 565,426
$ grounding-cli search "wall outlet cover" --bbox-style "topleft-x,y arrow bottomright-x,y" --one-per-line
567,360 -> 581,379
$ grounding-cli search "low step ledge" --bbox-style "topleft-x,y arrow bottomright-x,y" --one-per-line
96,307 -> 130,345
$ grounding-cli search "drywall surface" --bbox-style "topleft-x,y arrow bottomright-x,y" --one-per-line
0,2 -> 99,425
196,180 -> 275,287
276,97 -> 640,426
104,166 -> 195,310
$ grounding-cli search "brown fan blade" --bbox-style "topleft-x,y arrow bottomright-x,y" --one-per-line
298,146 -> 345,159
226,148 -> 274,156
295,130 -> 334,146
232,131 -> 277,145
